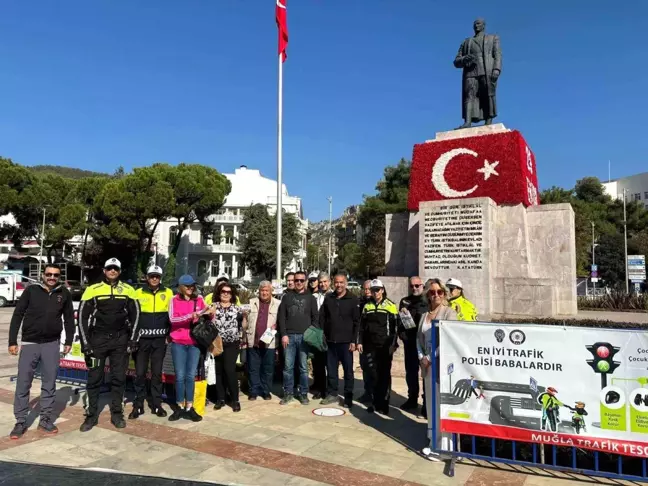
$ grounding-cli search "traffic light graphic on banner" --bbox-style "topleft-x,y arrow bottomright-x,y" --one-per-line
586,342 -> 620,389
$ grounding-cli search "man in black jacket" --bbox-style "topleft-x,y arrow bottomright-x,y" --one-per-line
8,264 -> 74,439
398,276 -> 428,411
319,274 -> 360,408
278,270 -> 318,406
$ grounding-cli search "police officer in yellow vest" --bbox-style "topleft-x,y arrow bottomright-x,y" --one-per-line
130,265 -> 174,419
446,278 -> 478,321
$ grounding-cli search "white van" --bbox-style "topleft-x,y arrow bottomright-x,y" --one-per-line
0,274 -> 38,307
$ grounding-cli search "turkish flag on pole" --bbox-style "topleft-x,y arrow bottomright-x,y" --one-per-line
276,0 -> 288,62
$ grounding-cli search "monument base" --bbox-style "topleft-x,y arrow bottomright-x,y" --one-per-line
384,197 -> 577,319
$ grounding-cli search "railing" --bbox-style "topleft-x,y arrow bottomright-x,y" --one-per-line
428,320 -> 648,482
188,243 -> 239,253
210,213 -> 243,223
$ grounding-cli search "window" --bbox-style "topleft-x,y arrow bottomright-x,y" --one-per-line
197,260 -> 207,276
223,259 -> 232,276
644,192 -> 648,199
224,226 -> 235,245
0,247 -> 8,254
634,193 -> 641,201
211,260 -> 220,277
169,226 -> 177,246
201,232 -> 210,245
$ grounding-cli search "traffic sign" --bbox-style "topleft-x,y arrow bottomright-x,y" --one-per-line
529,377 -> 537,392
591,264 -> 598,272
447,363 -> 454,375
591,271 -> 598,278
591,277 -> 599,283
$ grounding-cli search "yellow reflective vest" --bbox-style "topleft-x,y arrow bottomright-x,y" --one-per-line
135,286 -> 174,338
448,295 -> 477,321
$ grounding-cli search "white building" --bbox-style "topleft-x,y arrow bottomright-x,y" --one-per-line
154,165 -> 308,285
602,172 -> 648,207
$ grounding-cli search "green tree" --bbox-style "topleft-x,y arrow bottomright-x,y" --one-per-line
357,158 -> 411,277
238,204 -> 301,279
596,233 -> 626,289
336,242 -> 365,277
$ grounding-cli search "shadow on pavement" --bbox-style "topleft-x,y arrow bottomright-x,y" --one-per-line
0,460 -> 223,485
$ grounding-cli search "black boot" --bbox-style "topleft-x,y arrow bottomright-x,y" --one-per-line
343,393 -> 353,409
111,413 -> 126,429
128,405 -> 144,420
80,415 -> 98,433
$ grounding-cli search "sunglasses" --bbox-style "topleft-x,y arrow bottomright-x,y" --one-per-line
44,273 -> 60,278
370,288 -> 383,292
428,289 -> 445,296
221,290 -> 232,295
105,266 -> 120,272
148,274 -> 161,279
410,284 -> 422,288
294,279 -> 306,283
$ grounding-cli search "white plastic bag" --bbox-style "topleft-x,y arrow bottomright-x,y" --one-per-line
205,355 -> 216,385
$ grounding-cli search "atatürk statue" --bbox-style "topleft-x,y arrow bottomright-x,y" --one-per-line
454,19 -> 501,128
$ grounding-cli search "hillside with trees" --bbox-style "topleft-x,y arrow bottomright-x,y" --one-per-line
28,165 -> 107,179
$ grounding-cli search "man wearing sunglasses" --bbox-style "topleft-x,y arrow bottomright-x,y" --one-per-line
78,258 -> 140,432
8,264 -> 74,439
398,276 -> 429,411
130,265 -> 173,420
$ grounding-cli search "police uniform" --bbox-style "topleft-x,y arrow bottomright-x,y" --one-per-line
359,291 -> 400,414
133,283 -> 173,414
79,270 -> 140,425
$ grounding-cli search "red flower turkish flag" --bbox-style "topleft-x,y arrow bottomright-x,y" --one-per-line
407,130 -> 540,211
276,0 -> 288,62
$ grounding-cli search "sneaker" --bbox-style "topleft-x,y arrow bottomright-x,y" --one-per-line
311,391 -> 323,400
186,407 -> 203,422
154,406 -> 168,418
400,398 -> 418,411
168,409 -> 183,422
248,395 -> 258,401
37,420 -> 58,434
213,401 -> 225,410
9,423 -> 26,439
299,395 -> 310,405
279,394 -> 294,405
128,405 -> 144,420
111,413 -> 126,429
80,415 -> 98,432
320,395 -> 339,406
263,394 -> 272,401
343,394 -> 353,409
232,402 -> 241,413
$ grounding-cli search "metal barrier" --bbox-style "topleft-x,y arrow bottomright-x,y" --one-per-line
428,321 -> 648,482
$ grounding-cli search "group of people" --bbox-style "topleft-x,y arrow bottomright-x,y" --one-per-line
7,258 -> 477,444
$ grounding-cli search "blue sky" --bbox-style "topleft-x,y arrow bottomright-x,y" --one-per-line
1,1 -> 647,222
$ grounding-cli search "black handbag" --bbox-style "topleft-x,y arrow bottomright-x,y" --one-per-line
189,300 -> 219,350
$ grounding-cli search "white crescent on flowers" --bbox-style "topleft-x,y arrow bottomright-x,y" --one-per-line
431,148 -> 500,197
277,0 -> 286,8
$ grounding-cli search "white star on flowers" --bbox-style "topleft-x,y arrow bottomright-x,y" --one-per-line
477,159 -> 500,181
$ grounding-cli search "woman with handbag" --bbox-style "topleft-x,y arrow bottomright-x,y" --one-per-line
212,282 -> 247,412
168,275 -> 213,422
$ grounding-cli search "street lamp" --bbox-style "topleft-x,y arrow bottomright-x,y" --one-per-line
623,189 -> 629,293
327,196 -> 332,275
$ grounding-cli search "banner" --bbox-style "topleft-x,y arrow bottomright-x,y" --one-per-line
439,321 -> 648,458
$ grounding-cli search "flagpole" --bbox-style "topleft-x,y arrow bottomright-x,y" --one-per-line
276,51 -> 283,283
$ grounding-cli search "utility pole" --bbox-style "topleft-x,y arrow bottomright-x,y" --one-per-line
37,208 -> 46,276
623,188 -> 629,293
327,196 -> 333,275
591,221 -> 596,293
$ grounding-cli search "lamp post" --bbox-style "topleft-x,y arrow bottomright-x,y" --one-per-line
327,196 -> 333,275
591,221 -> 596,293
623,188 -> 629,293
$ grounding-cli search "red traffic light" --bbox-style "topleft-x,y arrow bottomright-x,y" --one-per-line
596,346 -> 610,359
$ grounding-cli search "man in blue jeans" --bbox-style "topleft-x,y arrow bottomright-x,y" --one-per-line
278,271 -> 318,405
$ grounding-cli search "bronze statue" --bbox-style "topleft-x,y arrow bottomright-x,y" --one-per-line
454,19 -> 502,128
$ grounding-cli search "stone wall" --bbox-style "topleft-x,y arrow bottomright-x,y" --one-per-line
384,198 -> 577,318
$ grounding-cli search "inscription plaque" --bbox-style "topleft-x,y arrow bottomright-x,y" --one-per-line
423,203 -> 484,271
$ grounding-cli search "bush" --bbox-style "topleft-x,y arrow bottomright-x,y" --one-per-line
577,292 -> 648,312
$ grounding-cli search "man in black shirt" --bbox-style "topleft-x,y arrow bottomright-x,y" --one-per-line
278,271 -> 318,405
398,276 -> 428,411
8,264 -> 74,439
319,274 -> 360,408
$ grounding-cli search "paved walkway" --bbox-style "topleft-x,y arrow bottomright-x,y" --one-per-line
0,308 -> 633,485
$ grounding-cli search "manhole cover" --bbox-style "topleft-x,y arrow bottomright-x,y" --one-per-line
312,407 -> 346,417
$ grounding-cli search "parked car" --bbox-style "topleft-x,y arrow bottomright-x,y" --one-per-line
347,280 -> 361,290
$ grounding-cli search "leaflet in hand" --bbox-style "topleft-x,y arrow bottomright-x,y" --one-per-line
260,329 -> 277,345
399,310 -> 417,330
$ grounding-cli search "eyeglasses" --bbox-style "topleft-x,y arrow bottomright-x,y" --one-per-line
410,284 -> 422,288
428,289 -> 445,296
105,266 -> 120,272
44,273 -> 60,278
294,279 -> 306,283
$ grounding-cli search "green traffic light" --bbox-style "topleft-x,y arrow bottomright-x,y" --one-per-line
597,361 -> 610,372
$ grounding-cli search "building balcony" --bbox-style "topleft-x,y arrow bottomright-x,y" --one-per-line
210,213 -> 243,223
185,243 -> 241,254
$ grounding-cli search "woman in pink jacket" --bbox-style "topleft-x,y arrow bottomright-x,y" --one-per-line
168,274 -> 212,422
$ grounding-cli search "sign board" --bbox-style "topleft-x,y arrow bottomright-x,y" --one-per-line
591,265 -> 598,272
628,255 -> 646,282
439,320 -> 648,458
591,277 -> 599,283
447,363 -> 454,375
529,376 -> 537,393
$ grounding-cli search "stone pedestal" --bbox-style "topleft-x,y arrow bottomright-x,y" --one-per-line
383,197 -> 577,318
